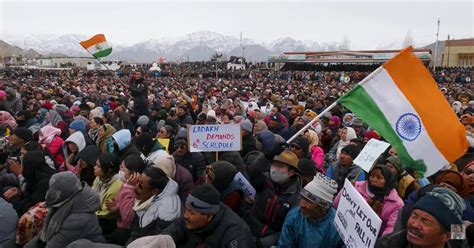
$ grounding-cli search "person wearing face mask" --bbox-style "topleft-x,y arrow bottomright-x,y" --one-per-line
278,173 -> 344,248
105,155 -> 146,245
247,150 -> 302,248
334,164 -> 404,236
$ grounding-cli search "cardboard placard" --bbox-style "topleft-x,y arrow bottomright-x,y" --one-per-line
188,124 -> 241,152
334,179 -> 382,248
353,138 -> 390,173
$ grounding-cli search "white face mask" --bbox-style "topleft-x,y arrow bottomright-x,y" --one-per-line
270,166 -> 290,184
118,170 -> 126,182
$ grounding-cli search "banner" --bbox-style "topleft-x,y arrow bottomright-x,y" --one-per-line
353,138 -> 391,173
234,172 -> 256,200
188,124 -> 241,153
334,179 -> 382,248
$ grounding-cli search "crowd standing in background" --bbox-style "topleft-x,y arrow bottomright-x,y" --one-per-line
0,62 -> 472,248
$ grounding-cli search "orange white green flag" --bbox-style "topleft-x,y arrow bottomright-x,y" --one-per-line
79,34 -> 112,58
339,47 -> 468,176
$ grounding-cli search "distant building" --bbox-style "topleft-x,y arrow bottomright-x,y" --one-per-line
36,57 -> 95,68
441,38 -> 474,67
267,49 -> 431,70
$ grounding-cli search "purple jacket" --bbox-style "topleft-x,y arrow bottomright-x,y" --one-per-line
333,181 -> 404,236
174,164 -> 194,204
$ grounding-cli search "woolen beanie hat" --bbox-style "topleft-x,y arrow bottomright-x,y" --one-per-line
69,119 -> 86,133
209,161 -> 238,192
77,145 -> 102,166
185,183 -> 220,214
301,173 -> 338,208
413,187 -> 464,231
137,115 -> 150,126
152,152 -> 177,178
385,156 -> 405,173
12,127 -> 33,143
341,144 -> 361,159
240,119 -> 253,133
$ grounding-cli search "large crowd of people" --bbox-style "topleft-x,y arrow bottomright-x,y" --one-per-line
0,62 -> 472,248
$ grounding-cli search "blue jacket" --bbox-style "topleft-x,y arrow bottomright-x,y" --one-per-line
278,207 -> 344,248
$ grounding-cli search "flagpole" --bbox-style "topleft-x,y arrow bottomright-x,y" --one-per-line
287,66 -> 383,143
84,49 -> 127,87
75,35 -> 127,87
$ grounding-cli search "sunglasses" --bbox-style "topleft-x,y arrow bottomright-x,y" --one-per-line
290,144 -> 302,150
175,144 -> 187,150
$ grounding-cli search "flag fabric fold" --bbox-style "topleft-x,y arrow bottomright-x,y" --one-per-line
339,47 -> 468,176
80,34 -> 112,58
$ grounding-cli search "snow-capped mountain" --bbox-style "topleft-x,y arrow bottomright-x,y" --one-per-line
1,31 -> 345,62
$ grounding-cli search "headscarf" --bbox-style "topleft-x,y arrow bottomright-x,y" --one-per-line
368,165 -> 396,201
434,170 -> 469,198
0,111 -> 17,129
452,101 -> 462,114
342,113 -> 354,127
329,116 -> 340,129
37,108 -> 48,123
46,110 -> 63,126
336,127 -> 357,159
462,161 -> 474,194
305,129 -> 319,147
39,125 -> 62,145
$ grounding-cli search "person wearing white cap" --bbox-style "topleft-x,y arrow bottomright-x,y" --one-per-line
278,173 -> 344,248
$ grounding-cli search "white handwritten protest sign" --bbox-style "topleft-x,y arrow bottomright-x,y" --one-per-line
353,138 -> 390,173
188,124 -> 241,153
334,179 -> 382,248
234,172 -> 256,200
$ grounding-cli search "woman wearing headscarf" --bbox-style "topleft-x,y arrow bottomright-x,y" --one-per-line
88,117 -> 104,144
92,153 -> 122,235
39,125 -> 65,165
97,124 -> 116,154
463,161 -> 474,208
5,150 -> 56,216
326,126 -> 357,164
304,128 -> 325,173
0,111 -> 17,132
106,155 -> 146,245
24,172 -> 105,248
45,110 -> 68,139
62,131 -> 86,173
342,113 -> 354,127
434,170 -> 474,221
334,164 -> 404,236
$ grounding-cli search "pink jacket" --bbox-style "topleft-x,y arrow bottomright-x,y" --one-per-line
310,145 -> 325,173
115,183 -> 136,229
333,181 -> 404,236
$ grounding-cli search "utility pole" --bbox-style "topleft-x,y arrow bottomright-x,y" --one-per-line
240,32 -> 245,66
447,34 -> 451,67
432,18 -> 440,72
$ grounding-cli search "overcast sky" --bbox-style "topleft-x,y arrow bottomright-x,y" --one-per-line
0,0 -> 472,49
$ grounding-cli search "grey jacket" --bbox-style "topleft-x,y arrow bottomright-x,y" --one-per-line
0,198 -> 18,248
25,185 -> 105,248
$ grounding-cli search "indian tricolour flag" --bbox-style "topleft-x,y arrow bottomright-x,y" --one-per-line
79,34 -> 112,58
339,48 -> 468,176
